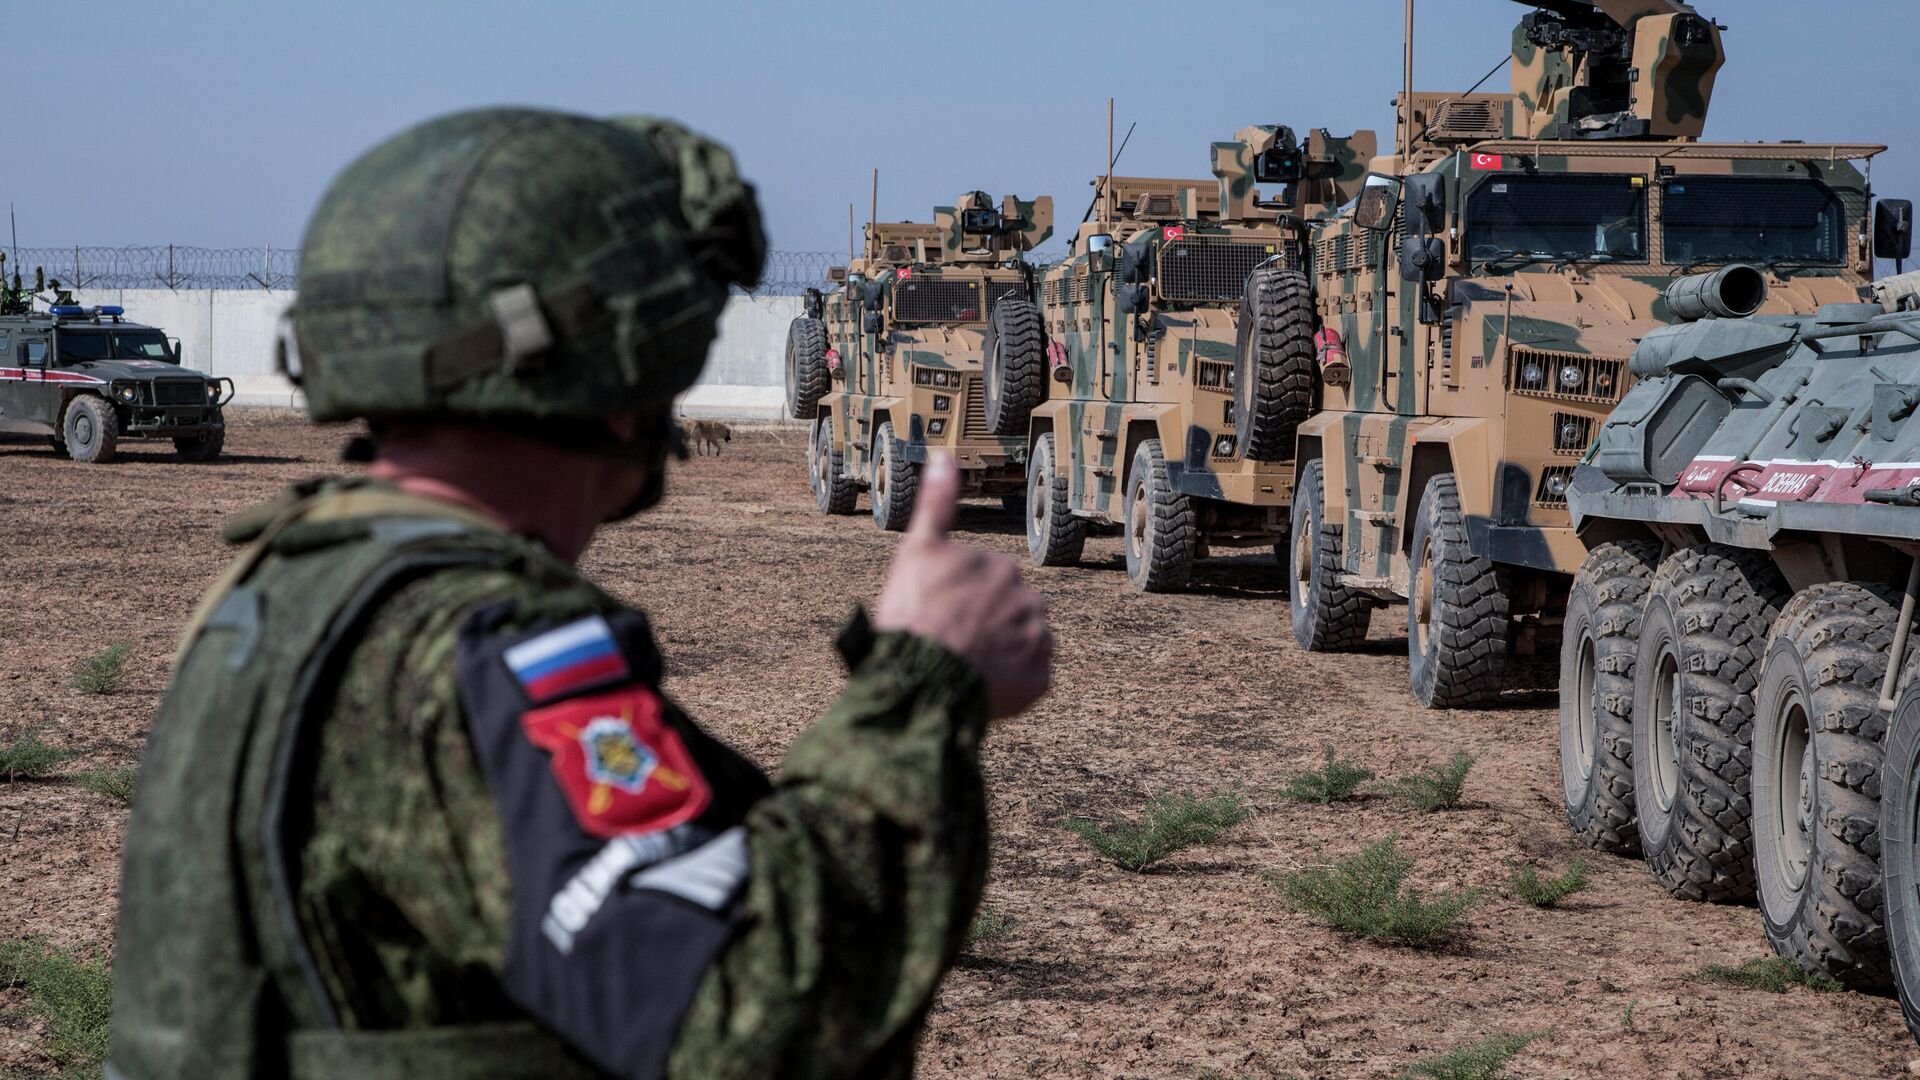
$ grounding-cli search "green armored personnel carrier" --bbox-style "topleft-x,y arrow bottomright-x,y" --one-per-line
1290,0 -> 1888,708
995,126 -> 1371,592
0,265 -> 230,463
793,193 -> 1052,529
1556,261 -> 1920,1028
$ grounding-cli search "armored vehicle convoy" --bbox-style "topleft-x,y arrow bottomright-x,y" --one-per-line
1556,265 -> 1920,1021
793,194 -> 1052,529
1289,0 -> 1889,708
0,275 -> 230,463
996,126 -> 1371,592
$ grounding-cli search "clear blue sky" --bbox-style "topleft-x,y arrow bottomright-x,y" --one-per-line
8,0 -> 1917,261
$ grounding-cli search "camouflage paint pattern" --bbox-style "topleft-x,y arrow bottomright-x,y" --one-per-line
1030,127 -> 1373,549
816,197 -> 1052,498
1506,1 -> 1722,143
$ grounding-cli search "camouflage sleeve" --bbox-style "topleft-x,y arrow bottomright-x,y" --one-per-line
666,615 -> 991,1080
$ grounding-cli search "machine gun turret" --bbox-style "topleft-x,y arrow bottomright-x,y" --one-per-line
1509,0 -> 1725,141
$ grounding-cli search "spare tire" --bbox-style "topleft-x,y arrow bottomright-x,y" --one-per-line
983,295 -> 1046,436
1233,267 -> 1316,461
785,316 -> 829,419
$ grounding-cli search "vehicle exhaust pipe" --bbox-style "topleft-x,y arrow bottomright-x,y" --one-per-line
1665,263 -> 1769,322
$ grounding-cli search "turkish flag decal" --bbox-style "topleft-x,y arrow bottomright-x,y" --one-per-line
1470,153 -> 1504,171
521,686 -> 711,839
1164,226 -> 1186,241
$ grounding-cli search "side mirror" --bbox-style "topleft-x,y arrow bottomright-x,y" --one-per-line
1119,242 -> 1151,284
1402,173 -> 1446,235
168,336 -> 182,360
1876,199 -> 1914,262
1354,182 -> 1399,231
863,310 -> 883,334
1087,233 -> 1114,254
1399,235 -> 1447,283
863,281 -> 885,312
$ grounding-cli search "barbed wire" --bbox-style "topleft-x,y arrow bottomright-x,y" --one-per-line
2,245 -> 845,296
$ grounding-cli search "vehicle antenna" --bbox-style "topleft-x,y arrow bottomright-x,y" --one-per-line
1079,113 -> 1136,225
1105,98 -> 1115,227
848,202 -> 856,264
1402,0 -> 1416,165
869,168 -> 879,260
1461,53 -> 1508,97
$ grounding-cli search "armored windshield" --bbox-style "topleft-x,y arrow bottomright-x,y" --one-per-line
1662,176 -> 1847,268
1464,174 -> 1648,270
56,328 -> 174,363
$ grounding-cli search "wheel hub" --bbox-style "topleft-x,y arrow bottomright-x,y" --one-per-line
1650,650 -> 1681,814
1130,486 -> 1149,560
1797,751 -> 1816,838
1775,699 -> 1814,889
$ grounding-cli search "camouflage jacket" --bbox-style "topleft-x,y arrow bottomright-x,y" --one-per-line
110,479 -> 989,1080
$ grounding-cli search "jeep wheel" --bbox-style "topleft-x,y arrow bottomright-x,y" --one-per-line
1880,648 -> 1920,1041
983,296 -> 1045,436
175,424 -> 225,463
1027,432 -> 1084,567
870,421 -> 917,532
1122,438 -> 1196,593
1560,539 -> 1660,856
1407,473 -> 1510,708
811,417 -> 858,515
63,394 -> 119,464
1233,267 -> 1316,461
785,316 -> 830,419
1753,581 -> 1897,991
1290,458 -> 1373,651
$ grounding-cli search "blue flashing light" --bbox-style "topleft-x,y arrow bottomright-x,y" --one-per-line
49,305 -> 84,316
98,305 -> 124,316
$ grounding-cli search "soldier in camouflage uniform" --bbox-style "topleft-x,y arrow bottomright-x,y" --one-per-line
108,107 -> 1053,1080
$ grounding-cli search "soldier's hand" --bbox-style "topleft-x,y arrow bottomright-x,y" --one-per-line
874,455 -> 1053,718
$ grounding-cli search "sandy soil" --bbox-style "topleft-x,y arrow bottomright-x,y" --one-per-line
0,416 -> 1912,1078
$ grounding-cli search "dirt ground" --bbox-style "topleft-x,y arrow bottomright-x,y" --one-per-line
0,416 -> 1912,1078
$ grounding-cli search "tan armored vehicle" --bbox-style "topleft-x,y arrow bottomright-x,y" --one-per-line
791,195 -> 1052,528
1290,0 -> 1887,708
991,127 -> 1370,591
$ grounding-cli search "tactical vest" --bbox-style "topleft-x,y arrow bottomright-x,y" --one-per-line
109,481 -> 607,1080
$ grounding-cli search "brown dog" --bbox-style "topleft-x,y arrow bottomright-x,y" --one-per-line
683,419 -> 733,457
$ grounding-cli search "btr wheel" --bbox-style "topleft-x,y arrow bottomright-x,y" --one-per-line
1753,581 -> 1898,992
1122,438 -> 1195,593
1559,540 -> 1660,856
1631,546 -> 1788,902
62,394 -> 119,464
870,421 -> 917,532
1406,473 -> 1509,709
174,424 -> 225,463
811,417 -> 857,516
1289,458 -> 1372,651
1880,647 -> 1920,1041
1026,432 -> 1084,567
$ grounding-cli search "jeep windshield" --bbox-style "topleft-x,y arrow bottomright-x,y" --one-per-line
1662,176 -> 1847,269
1465,173 -> 1648,271
57,329 -> 175,364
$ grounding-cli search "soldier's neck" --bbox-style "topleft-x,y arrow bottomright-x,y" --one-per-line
366,428 -> 612,563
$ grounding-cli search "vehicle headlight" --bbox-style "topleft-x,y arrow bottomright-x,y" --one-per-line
932,394 -> 951,412
1559,365 -> 1585,390
207,382 -> 221,402
1546,473 -> 1570,497
1559,422 -> 1584,446
115,384 -> 137,402
1520,362 -> 1545,388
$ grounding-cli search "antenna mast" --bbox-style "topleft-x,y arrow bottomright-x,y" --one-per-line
868,168 -> 879,260
1104,98 -> 1115,226
848,203 -> 855,263
1401,0 -> 1416,164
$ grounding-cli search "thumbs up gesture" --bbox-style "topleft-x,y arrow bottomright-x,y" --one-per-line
873,456 -> 1053,718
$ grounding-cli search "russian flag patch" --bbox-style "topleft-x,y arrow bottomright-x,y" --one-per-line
505,616 -> 632,704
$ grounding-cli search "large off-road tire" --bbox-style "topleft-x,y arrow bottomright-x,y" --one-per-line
1752,582 -> 1898,992
174,423 -> 225,463
1630,546 -> 1789,902
62,394 -> 119,464
1560,539 -> 1660,856
1880,645 -> 1920,1040
1026,432 -> 1084,567
785,317 -> 830,420
1289,459 -> 1373,651
870,421 -> 918,532
1232,267 -> 1316,461
1122,439 -> 1196,593
982,296 -> 1045,436
1406,474 -> 1509,709
810,417 -> 858,516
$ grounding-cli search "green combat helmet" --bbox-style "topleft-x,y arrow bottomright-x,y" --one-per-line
284,107 -> 765,442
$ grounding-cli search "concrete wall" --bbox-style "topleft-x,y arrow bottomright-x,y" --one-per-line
65,288 -> 799,419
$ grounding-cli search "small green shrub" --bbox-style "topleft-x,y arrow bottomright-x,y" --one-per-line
1621,998 -> 1639,1033
70,642 -> 132,695
1692,956 -> 1842,993
0,938 -> 114,1068
79,766 -> 138,806
1280,747 -> 1374,804
966,907 -> 1016,947
1380,752 -> 1479,811
1509,859 -> 1589,908
1270,835 -> 1478,948
1397,1032 -> 1540,1080
1068,791 -> 1249,872
0,736 -> 79,782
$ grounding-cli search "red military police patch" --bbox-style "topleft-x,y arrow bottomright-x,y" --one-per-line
520,686 -> 711,839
